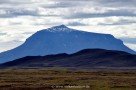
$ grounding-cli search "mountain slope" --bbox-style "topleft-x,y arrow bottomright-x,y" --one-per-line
0,25 -> 135,63
0,49 -> 136,68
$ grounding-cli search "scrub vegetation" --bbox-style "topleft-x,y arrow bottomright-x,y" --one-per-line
0,69 -> 136,90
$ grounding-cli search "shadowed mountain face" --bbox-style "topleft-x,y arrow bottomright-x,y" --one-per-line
0,49 -> 136,68
0,25 -> 135,63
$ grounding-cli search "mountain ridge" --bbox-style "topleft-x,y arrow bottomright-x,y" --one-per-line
0,25 -> 135,63
0,48 -> 136,68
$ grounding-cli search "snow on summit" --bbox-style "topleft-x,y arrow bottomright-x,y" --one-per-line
46,25 -> 73,32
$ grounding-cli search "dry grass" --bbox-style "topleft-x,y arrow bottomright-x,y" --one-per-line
0,68 -> 136,90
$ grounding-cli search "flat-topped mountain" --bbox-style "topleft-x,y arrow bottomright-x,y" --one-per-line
0,25 -> 135,63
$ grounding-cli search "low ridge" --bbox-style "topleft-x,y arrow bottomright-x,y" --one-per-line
0,49 -> 136,68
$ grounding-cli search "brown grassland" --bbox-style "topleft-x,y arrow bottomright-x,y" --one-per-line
0,68 -> 136,90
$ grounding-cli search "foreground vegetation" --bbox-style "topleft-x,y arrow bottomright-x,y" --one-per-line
0,68 -> 136,90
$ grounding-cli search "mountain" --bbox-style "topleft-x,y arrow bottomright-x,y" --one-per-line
0,49 -> 136,68
0,25 -> 135,63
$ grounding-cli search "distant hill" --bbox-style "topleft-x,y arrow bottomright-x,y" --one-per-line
0,25 -> 135,63
0,49 -> 136,68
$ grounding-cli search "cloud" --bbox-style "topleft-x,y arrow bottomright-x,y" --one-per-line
66,22 -> 87,26
0,32 -> 7,35
0,0 -> 136,52
0,0 -> 135,19
98,18 -> 136,26
97,0 -> 136,7
51,0 -> 136,8
0,7 -> 40,18
42,1 -> 77,8
0,0 -> 42,4
63,9 -> 136,19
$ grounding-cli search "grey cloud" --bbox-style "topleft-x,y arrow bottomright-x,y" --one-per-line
33,22 -> 60,26
66,22 -> 87,26
0,8 -> 39,18
34,20 -> 87,26
98,19 -> 136,26
0,0 -> 136,19
97,0 -> 136,7
43,2 -> 77,8
9,22 -> 22,25
0,7 -> 59,18
0,0 -> 10,3
63,9 -> 136,19
0,0 -> 38,4
22,32 -> 34,35
0,32 -> 7,35
51,0 -> 136,8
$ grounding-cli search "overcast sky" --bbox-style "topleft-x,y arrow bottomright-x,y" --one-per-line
0,0 -> 136,52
